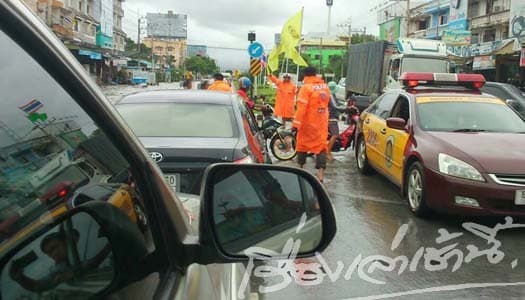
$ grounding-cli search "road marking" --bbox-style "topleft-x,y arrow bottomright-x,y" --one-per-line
332,192 -> 406,206
341,282 -> 525,300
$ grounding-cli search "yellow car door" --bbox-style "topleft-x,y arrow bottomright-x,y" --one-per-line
384,96 -> 411,185
364,92 -> 399,173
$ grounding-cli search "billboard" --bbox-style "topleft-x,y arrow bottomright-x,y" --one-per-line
442,30 -> 471,45
147,12 -> 187,39
473,55 -> 496,70
510,0 -> 525,41
449,0 -> 468,25
187,45 -> 207,57
379,18 -> 400,43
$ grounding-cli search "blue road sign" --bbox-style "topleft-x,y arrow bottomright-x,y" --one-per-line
248,42 -> 264,58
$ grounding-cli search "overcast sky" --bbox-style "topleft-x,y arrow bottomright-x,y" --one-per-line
122,0 -> 383,70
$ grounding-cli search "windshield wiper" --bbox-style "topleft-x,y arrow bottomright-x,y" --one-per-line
452,129 -> 487,133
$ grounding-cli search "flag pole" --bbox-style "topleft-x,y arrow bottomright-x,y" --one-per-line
296,6 -> 304,83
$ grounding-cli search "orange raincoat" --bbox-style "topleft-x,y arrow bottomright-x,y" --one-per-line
292,76 -> 330,154
208,80 -> 232,92
268,75 -> 296,119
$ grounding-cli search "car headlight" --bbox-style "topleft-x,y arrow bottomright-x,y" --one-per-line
438,153 -> 484,182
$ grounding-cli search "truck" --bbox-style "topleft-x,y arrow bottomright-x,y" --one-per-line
345,38 -> 450,102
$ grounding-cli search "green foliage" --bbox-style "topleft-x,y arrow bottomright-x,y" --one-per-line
350,34 -> 378,45
184,56 -> 219,76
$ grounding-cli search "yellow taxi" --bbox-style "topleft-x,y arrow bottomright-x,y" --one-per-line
355,72 -> 525,217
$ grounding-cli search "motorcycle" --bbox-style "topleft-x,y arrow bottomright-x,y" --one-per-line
260,104 -> 297,161
330,106 -> 360,152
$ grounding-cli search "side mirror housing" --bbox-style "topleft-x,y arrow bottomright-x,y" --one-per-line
0,202 -> 149,299
386,117 -> 407,131
193,164 -> 336,264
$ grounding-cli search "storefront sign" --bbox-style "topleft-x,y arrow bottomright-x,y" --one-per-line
447,38 -> 520,58
448,19 -> 468,31
510,0 -> 525,42
473,55 -> 496,70
379,18 -> 401,43
442,30 -> 471,46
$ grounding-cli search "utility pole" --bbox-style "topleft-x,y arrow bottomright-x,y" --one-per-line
137,10 -> 141,52
326,0 -> 333,35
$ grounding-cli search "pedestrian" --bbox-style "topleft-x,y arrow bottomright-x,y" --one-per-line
183,70 -> 193,89
326,81 -> 340,161
267,73 -> 297,128
292,67 -> 331,182
208,73 -> 232,92
237,77 -> 255,109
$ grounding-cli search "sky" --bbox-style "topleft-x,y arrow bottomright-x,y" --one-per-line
121,0 -> 383,70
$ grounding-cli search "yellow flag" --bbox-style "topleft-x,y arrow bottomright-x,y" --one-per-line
267,9 -> 307,72
268,47 -> 280,72
280,9 -> 307,67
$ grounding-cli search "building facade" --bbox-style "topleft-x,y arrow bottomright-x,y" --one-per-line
143,37 -> 186,68
23,0 -> 127,83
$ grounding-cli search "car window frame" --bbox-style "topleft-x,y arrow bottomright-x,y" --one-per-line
369,92 -> 399,120
0,2 -> 192,292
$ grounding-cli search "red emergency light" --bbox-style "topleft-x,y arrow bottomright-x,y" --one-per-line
399,72 -> 486,89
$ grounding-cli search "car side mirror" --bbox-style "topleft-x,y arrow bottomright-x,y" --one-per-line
0,202 -> 149,299
196,164 -> 336,263
386,117 -> 407,131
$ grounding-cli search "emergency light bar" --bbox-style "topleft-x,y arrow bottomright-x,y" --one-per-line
399,72 -> 486,89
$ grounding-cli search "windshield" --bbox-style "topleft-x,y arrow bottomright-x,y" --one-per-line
417,100 -> 525,132
117,103 -> 237,138
401,57 -> 449,73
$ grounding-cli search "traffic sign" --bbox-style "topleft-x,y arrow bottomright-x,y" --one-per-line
248,42 -> 264,58
250,58 -> 262,76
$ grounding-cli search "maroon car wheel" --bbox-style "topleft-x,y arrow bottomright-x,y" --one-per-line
406,162 -> 431,217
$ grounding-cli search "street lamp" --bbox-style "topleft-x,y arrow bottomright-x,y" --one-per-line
326,0 -> 333,35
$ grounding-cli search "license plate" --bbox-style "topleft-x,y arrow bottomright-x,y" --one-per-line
164,174 -> 180,192
515,190 -> 525,205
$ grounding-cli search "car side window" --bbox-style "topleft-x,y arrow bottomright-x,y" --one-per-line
0,28 -> 153,298
390,96 -> 411,122
237,97 -> 259,135
366,95 -> 383,115
373,93 -> 398,119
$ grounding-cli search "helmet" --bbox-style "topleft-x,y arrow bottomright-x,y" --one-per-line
239,77 -> 251,89
328,81 -> 337,92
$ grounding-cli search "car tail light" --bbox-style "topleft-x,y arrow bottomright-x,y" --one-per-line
399,72 -> 486,89
57,188 -> 68,198
234,155 -> 254,164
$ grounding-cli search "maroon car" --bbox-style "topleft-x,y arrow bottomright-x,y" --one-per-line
355,72 -> 525,217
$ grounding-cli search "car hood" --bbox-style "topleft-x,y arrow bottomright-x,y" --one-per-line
428,132 -> 525,174
139,137 -> 239,162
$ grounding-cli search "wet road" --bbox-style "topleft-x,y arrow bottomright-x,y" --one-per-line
263,149 -> 525,300
101,85 -> 525,299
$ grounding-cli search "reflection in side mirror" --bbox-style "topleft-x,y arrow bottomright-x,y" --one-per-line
2,212 -> 114,299
386,117 -> 407,131
208,165 -> 324,256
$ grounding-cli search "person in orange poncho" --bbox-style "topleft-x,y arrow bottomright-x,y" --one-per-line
292,67 -> 330,182
268,73 -> 297,127
208,73 -> 232,92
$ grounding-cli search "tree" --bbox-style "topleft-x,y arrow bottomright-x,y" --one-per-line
184,56 -> 219,76
350,34 -> 377,44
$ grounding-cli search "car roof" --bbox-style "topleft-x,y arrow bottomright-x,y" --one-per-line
116,89 -> 236,105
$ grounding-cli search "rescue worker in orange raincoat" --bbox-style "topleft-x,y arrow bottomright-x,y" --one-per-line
268,73 -> 297,127
208,73 -> 232,92
292,67 -> 330,182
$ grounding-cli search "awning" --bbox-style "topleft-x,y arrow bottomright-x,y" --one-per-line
78,49 -> 102,60
447,38 -> 521,58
